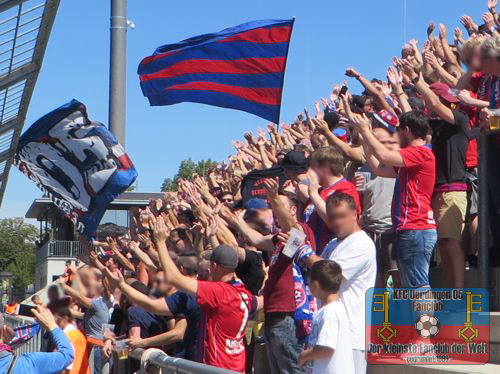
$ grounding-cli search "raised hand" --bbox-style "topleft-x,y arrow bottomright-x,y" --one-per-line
488,0 -> 498,12
307,169 -> 321,193
400,58 -> 418,80
423,50 -> 438,68
151,214 -> 169,243
454,27 -> 463,41
345,67 -> 361,79
483,12 -> 495,29
438,24 -> 447,39
427,22 -> 435,36
312,117 -> 330,134
31,305 -> 58,331
232,140 -> 242,150
350,114 -> 372,132
386,66 -> 403,87
102,267 -> 124,289
263,177 -> 280,199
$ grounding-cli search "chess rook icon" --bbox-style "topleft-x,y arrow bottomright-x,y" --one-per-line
458,291 -> 482,342
373,290 -> 397,342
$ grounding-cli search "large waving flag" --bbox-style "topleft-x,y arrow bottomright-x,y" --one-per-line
138,19 -> 294,123
14,100 -> 137,238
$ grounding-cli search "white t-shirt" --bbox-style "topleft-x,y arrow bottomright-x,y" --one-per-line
308,301 -> 354,374
321,230 -> 377,350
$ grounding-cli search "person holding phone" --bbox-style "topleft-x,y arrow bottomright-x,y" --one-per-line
0,305 -> 74,374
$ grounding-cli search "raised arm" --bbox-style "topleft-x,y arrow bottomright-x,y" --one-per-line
263,177 -> 297,232
102,268 -> 172,316
401,60 -> 455,124
58,275 -> 93,309
345,68 -> 394,113
314,118 -> 365,163
353,115 -> 404,167
152,216 -> 198,296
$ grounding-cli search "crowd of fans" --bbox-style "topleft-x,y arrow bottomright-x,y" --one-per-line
4,1 -> 500,373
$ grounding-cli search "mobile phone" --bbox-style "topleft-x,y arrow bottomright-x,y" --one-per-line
18,304 -> 36,317
304,108 -> 310,122
339,85 -> 348,97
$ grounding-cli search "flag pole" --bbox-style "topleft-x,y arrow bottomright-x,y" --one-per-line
109,0 -> 127,146
276,16 -> 295,132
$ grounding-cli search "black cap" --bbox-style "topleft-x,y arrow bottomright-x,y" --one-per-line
203,244 -> 239,269
324,111 -> 340,130
281,151 -> 308,173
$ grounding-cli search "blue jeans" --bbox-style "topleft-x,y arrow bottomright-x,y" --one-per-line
394,229 -> 437,288
264,315 -> 305,374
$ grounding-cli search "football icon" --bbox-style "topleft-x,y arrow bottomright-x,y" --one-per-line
415,314 -> 440,338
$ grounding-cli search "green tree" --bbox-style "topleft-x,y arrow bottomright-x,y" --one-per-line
161,158 -> 218,192
0,218 -> 38,295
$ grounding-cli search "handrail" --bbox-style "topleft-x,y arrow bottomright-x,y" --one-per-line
129,347 -> 239,374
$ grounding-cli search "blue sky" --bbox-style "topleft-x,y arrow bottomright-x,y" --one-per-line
0,0 -> 484,219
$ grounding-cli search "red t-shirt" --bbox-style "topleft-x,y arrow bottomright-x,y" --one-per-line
393,145 -> 436,230
196,280 -> 255,373
263,222 -> 316,314
302,179 -> 361,251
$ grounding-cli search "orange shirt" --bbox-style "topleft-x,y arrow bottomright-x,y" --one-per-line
4,303 -> 18,315
64,324 -> 90,374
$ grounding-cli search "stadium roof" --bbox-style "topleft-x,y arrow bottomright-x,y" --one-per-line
0,0 -> 60,206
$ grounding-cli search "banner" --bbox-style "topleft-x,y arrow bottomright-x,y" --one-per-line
366,288 -> 490,365
240,166 -> 286,204
14,99 -> 137,237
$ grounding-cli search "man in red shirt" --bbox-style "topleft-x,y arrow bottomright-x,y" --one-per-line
304,147 -> 361,251
353,111 -> 437,288
150,216 -> 259,373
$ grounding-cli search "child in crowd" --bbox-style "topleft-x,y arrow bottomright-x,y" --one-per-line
298,260 -> 354,373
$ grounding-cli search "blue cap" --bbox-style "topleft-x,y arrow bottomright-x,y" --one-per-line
244,198 -> 269,211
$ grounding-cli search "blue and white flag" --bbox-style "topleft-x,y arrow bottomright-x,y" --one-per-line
14,99 -> 137,237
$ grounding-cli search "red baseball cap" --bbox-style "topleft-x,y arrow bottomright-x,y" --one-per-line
429,82 -> 460,104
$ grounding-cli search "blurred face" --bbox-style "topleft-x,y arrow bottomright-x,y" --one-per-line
326,201 -> 358,239
373,128 -> 400,151
481,53 -> 500,75
151,271 -> 170,297
470,45 -> 483,71
310,161 -> 332,184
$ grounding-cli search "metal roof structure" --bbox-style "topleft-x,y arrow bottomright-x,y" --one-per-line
0,0 -> 60,206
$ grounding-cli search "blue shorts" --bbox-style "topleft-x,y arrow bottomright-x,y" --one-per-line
394,229 -> 437,288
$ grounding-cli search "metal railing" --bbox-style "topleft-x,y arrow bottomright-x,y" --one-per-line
129,348 -> 238,374
36,239 -> 85,262
3,313 -> 41,355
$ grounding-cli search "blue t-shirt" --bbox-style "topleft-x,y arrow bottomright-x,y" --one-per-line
165,291 -> 201,360
0,327 -> 74,374
127,306 -> 168,339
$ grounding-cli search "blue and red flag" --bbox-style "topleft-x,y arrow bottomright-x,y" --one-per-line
138,19 -> 294,123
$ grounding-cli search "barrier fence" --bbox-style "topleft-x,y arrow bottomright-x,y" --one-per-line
2,313 -> 237,374
3,314 -> 42,355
